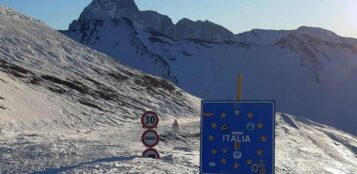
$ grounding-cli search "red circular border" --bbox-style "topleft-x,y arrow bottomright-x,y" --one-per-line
142,148 -> 160,159
141,130 -> 160,148
141,111 -> 159,129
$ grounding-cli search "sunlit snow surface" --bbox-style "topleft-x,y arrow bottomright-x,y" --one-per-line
0,6 -> 356,174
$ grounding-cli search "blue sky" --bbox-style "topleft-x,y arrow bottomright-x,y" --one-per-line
1,0 -> 357,38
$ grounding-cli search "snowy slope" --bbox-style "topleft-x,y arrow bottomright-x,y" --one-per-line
0,6 -> 200,131
0,6 -> 356,174
63,13 -> 357,136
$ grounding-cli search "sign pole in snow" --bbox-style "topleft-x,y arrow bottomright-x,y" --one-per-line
237,73 -> 243,101
141,111 -> 160,159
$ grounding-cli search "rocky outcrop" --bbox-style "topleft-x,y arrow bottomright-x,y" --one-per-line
174,18 -> 233,41
69,0 -> 234,41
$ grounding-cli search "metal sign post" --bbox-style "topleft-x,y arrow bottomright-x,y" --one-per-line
237,74 -> 243,101
200,101 -> 275,174
141,111 -> 160,159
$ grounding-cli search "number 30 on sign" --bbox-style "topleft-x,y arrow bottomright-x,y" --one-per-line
141,111 -> 159,129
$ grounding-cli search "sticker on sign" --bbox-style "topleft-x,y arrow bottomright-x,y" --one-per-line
142,129 -> 160,147
141,111 -> 159,129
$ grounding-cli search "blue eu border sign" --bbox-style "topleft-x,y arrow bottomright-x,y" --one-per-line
200,101 -> 275,174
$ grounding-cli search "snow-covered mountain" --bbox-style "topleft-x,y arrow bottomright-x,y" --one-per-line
0,6 -> 200,131
62,0 -> 357,136
0,6 -> 356,174
69,0 -> 233,41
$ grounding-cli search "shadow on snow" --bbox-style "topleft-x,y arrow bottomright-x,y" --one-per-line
30,155 -> 139,174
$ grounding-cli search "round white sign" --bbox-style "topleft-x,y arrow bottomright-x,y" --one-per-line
141,130 -> 160,147
141,111 -> 159,129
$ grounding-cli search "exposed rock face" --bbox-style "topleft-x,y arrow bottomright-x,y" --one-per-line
78,0 -> 141,23
174,18 -> 234,41
70,0 -> 234,41
139,10 -> 175,36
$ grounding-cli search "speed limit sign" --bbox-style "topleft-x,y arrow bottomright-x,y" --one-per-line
141,111 -> 159,129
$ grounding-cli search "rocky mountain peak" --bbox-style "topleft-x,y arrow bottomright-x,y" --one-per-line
0,6 -> 35,21
0,6 -> 44,25
175,18 -> 234,41
0,6 -> 16,16
71,0 -> 234,41
77,0 -> 140,23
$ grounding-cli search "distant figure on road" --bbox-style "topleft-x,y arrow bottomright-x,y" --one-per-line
172,119 -> 179,134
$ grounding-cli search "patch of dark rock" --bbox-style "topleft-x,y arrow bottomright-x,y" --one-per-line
28,76 -> 42,85
188,38 -> 217,47
78,100 -> 103,111
48,86 -> 66,94
108,73 -> 129,82
0,59 -> 33,78
130,87 -> 140,91
223,40 -> 238,45
174,100 -> 185,107
95,89 -> 118,101
0,105 -> 5,110
182,51 -> 192,57
149,30 -> 175,40
135,75 -> 175,92
0,96 -> 4,100
41,75 -> 88,94
149,36 -> 165,44
149,36 -> 173,46
91,68 -> 104,75
94,85 -> 120,101
0,60 -> 31,74
82,75 -> 101,86
119,69 -> 135,77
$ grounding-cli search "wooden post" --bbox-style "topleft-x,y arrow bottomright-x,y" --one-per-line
237,74 -> 243,100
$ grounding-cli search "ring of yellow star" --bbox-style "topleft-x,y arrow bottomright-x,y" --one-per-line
233,162 -> 240,169
247,112 -> 254,119
257,149 -> 264,156
210,122 -> 217,129
208,135 -> 215,141
210,148 -> 217,155
246,159 -> 253,166
221,158 -> 227,165
220,112 -> 227,118
257,122 -> 264,129
260,135 -> 267,142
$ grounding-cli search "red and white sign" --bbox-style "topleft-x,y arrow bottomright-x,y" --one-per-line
142,148 -> 160,159
141,111 -> 159,129
141,130 -> 160,147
